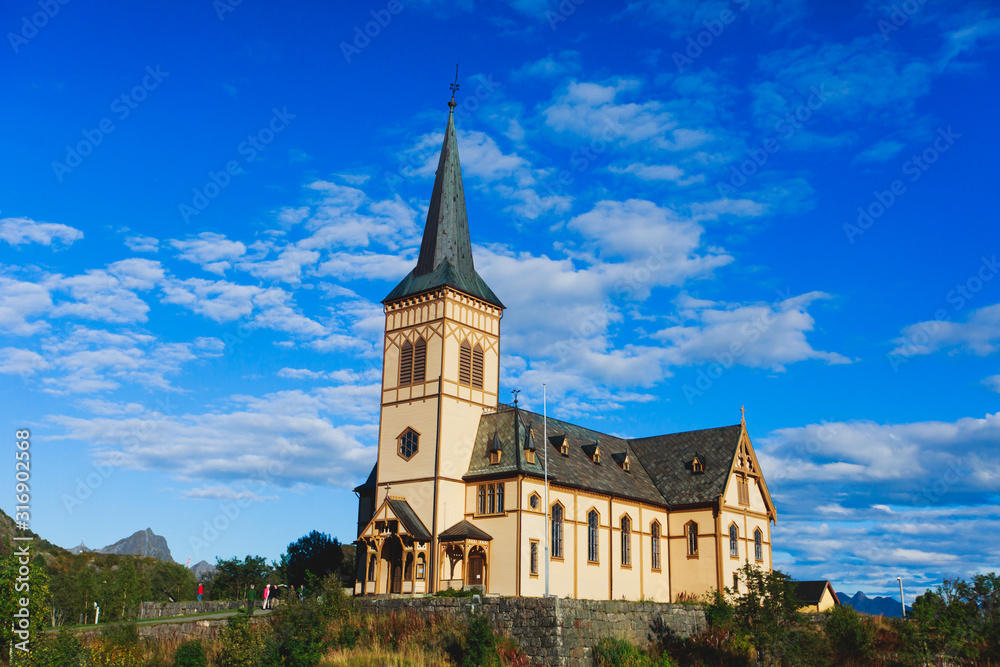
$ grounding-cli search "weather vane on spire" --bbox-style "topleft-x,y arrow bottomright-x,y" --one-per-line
511,388 -> 520,407
449,61 -> 460,109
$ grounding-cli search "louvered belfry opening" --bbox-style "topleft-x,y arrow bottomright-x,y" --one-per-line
459,340 -> 472,385
399,340 -> 413,385
413,337 -> 426,383
471,344 -> 484,388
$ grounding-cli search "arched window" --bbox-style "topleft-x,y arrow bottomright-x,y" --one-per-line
488,484 -> 496,514
413,337 -> 426,383
404,553 -> 413,579
730,524 -> 739,557
417,553 -> 426,579
551,504 -> 564,558
686,522 -> 698,557
459,341 -> 472,385
651,522 -> 661,570
367,554 -> 376,581
754,528 -> 763,561
620,515 -> 631,566
399,340 -> 413,385
496,482 -> 504,512
472,344 -> 484,388
530,541 -> 539,575
477,485 -> 486,514
588,510 -> 599,563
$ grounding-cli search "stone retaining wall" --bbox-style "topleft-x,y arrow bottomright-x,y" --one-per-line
138,600 -> 240,619
355,597 -> 705,666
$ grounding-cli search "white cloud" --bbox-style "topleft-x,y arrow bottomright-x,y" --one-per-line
0,217 -> 83,247
52,384 -> 381,487
609,162 -> 705,186
171,232 -> 247,274
891,303 -> 1000,357
652,291 -> 850,371
0,277 -> 51,335
0,347 -> 47,375
160,278 -> 263,322
124,235 -> 159,253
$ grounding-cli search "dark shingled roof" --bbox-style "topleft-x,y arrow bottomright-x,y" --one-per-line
386,497 -> 431,541
793,581 -> 840,606
464,407 -> 745,509
353,464 -> 377,494
465,407 -> 664,506
383,108 -> 503,309
629,425 -> 743,506
438,520 -> 493,542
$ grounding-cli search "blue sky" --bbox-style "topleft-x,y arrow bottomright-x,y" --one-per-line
2,0 -> 998,597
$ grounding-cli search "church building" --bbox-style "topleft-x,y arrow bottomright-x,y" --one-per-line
353,96 -> 777,602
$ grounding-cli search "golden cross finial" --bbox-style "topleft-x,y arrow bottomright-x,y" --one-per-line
740,405 -> 746,422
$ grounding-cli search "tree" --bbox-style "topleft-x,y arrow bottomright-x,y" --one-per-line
279,531 -> 344,588
209,555 -> 270,601
0,550 -> 52,661
729,563 -> 802,665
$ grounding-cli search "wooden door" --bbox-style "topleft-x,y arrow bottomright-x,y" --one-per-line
468,556 -> 484,586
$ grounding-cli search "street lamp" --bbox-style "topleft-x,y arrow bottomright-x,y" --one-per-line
897,577 -> 906,619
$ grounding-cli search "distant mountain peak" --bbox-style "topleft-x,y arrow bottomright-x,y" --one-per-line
97,528 -> 173,562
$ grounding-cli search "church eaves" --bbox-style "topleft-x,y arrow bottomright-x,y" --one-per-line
383,102 -> 504,308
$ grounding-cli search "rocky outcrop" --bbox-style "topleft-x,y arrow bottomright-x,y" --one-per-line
98,528 -> 173,562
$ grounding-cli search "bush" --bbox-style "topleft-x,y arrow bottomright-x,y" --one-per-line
825,605 -> 875,663
216,612 -> 273,667
173,639 -> 207,667
31,629 -> 85,667
266,593 -> 328,667
592,637 -> 676,666
462,613 -> 498,667
433,587 -> 475,598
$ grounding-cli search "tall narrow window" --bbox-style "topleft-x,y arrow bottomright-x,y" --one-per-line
730,524 -> 739,557
368,554 -> 376,581
471,344 -> 484,388
478,485 -> 486,515
496,483 -> 504,513
687,522 -> 698,556
417,553 -> 426,579
651,522 -> 661,570
754,528 -> 763,561
551,504 -> 564,558
488,484 -> 496,514
399,340 -> 413,385
459,341 -> 472,385
530,541 -> 539,575
621,515 -> 631,566
404,553 -> 413,579
413,337 -> 426,383
588,510 -> 599,563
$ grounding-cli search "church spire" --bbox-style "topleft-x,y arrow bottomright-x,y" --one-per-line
414,101 -> 474,278
383,88 -> 503,308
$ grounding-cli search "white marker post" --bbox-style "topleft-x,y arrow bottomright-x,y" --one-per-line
897,576 -> 906,619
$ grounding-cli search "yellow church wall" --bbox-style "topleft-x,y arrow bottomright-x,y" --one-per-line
376,401 -> 441,486
667,507 -> 720,601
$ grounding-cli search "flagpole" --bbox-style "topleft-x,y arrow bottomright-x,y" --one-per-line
543,383 -> 549,598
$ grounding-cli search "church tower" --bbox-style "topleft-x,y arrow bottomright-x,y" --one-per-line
360,96 -> 503,594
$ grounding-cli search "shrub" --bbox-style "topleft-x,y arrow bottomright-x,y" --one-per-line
266,593 -> 328,667
216,612 -> 273,667
31,629 -> 85,667
824,604 -> 875,663
462,613 -> 498,667
173,639 -> 207,667
433,587 -> 475,598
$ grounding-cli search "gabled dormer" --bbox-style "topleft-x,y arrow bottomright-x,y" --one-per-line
523,425 -> 536,465
611,451 -> 631,472
582,440 -> 601,464
549,434 -> 568,456
690,453 -> 705,474
488,431 -> 502,465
